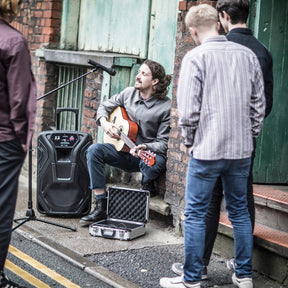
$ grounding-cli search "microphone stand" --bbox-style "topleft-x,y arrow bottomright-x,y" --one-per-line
13,67 -> 98,232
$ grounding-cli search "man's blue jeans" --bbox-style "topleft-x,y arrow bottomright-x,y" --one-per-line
86,143 -> 166,190
183,156 -> 253,283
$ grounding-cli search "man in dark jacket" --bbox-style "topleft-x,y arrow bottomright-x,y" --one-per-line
0,1 -> 37,287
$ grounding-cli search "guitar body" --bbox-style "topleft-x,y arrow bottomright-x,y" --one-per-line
103,106 -> 138,152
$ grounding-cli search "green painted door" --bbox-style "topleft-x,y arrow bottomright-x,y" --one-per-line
61,0 -> 151,57
148,0 -> 178,75
148,0 -> 179,98
252,0 -> 288,183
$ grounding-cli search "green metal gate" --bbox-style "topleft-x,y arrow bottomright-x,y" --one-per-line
56,65 -> 86,131
251,0 -> 288,183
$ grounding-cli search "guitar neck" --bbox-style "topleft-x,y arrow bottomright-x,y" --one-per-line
119,132 -> 136,149
118,127 -> 156,167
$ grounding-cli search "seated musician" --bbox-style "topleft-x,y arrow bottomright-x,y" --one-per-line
80,59 -> 172,226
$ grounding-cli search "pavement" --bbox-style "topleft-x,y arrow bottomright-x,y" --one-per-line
12,162 -> 285,288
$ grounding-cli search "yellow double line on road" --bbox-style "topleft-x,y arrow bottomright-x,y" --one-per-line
6,245 -> 81,288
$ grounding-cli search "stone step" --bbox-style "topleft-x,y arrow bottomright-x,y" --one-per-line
219,212 -> 288,257
253,185 -> 288,233
217,211 -> 288,284
149,196 -> 170,216
254,184 -> 288,213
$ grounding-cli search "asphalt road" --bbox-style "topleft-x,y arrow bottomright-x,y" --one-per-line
7,232 -> 112,288
6,230 -> 283,288
8,230 -> 236,288
87,244 -> 235,288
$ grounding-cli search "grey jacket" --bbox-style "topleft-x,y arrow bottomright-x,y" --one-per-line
96,87 -> 171,156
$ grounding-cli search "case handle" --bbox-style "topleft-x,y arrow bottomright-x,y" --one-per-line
100,228 -> 116,239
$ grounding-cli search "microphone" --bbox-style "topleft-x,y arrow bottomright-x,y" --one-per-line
88,59 -> 116,76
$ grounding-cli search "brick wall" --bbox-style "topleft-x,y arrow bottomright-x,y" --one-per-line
13,0 -> 102,145
12,0 -> 62,151
165,0 -> 217,231
82,71 -> 103,141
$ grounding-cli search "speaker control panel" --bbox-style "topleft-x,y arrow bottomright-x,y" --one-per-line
50,133 -> 79,148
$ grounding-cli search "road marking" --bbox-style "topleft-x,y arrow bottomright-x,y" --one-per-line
7,245 -> 81,288
5,260 -> 50,288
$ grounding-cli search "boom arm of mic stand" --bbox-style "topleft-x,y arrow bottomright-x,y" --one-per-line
37,68 -> 97,101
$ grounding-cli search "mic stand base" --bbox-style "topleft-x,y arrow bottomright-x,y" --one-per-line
13,209 -> 76,232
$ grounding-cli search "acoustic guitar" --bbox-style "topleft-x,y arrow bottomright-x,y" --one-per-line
103,106 -> 156,166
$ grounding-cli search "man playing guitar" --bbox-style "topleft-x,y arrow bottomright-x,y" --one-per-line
80,59 -> 172,227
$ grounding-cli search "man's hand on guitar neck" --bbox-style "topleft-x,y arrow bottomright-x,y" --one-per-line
130,144 -> 147,158
100,117 -> 120,139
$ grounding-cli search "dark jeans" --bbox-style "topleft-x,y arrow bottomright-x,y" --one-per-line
0,139 -> 26,271
86,143 -> 167,190
184,157 -> 253,282
203,149 -> 255,267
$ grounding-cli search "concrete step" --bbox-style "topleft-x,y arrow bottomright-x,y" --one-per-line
253,185 -> 288,233
217,211 -> 288,285
219,212 -> 288,257
254,184 -> 288,213
149,196 -> 170,216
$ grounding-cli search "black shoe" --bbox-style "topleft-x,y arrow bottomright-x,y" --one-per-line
0,272 -> 26,288
142,181 -> 157,197
79,198 -> 107,227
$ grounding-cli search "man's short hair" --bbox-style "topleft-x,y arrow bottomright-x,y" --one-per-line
216,0 -> 250,24
185,4 -> 218,31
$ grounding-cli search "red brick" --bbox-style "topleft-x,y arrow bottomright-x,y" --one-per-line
34,11 -> 43,18
83,109 -> 96,119
179,1 -> 187,11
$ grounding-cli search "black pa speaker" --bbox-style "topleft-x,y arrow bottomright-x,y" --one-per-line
37,130 -> 92,216
37,107 -> 93,217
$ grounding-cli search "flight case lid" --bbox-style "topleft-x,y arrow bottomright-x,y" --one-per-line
107,186 -> 150,224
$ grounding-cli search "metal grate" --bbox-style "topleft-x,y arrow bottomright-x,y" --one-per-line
57,65 -> 86,131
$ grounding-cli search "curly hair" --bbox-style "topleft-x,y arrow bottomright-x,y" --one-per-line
143,59 -> 172,98
0,0 -> 22,22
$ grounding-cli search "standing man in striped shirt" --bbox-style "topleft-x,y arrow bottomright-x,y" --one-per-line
171,0 -> 274,280
160,4 -> 265,288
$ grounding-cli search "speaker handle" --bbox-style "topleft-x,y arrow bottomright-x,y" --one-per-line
56,108 -> 79,131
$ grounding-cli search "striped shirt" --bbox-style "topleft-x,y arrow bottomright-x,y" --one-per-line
177,35 -> 265,160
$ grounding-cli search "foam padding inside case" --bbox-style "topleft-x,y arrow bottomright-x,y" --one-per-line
108,187 -> 149,223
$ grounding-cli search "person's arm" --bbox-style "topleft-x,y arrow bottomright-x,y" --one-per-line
250,57 -> 266,137
177,54 -> 202,148
95,89 -> 128,125
263,54 -> 273,118
96,89 -> 133,140
99,116 -> 120,139
7,39 -> 33,146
